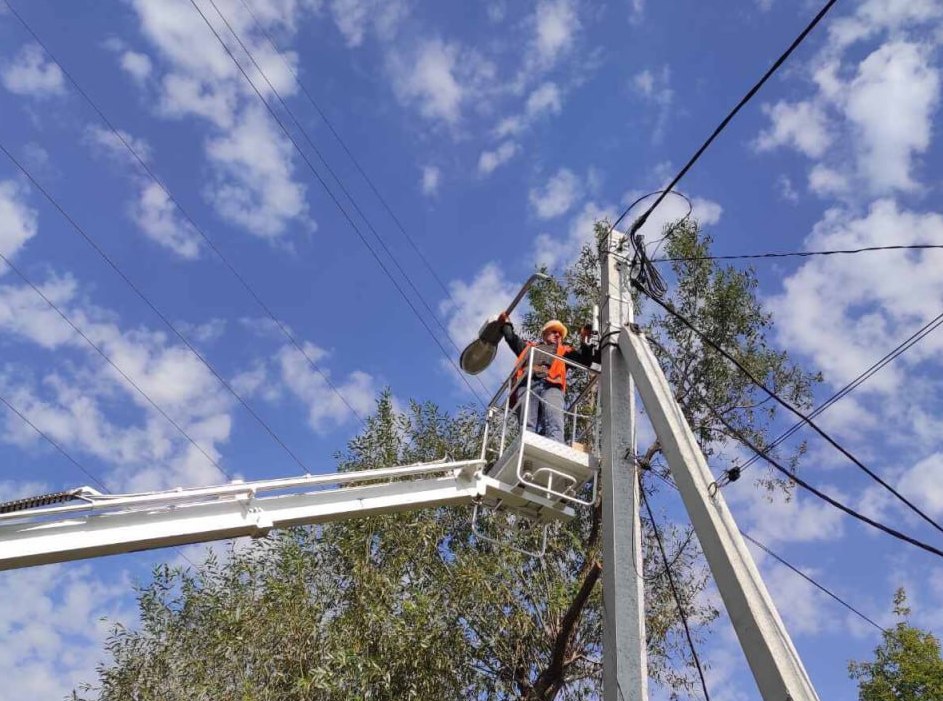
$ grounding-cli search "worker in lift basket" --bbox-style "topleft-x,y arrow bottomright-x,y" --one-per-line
497,313 -> 598,444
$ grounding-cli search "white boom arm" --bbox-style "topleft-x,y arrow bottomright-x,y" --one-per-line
0,459 -> 573,571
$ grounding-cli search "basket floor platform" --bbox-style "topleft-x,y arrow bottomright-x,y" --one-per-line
483,430 -> 599,518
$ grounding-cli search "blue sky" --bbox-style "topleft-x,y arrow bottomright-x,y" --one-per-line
1,0 -> 943,698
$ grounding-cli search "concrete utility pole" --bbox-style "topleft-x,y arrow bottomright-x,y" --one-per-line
620,324 -> 820,701
598,230 -> 648,701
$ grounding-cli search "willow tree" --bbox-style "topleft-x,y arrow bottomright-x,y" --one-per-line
79,219 -> 817,701
849,589 -> 943,701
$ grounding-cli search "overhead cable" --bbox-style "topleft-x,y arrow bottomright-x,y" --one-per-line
190,0 -> 488,407
1,0 -> 367,425
208,0 -> 489,399
655,243 -> 943,263
0,141 -> 314,475
0,392 -> 108,492
649,471 -> 887,634
610,0 -> 839,236
0,252 -> 233,482
0,391 -> 203,570
695,389 -> 943,560
639,482 -> 711,700
637,286 -> 943,538
734,307 -> 943,479
235,0 -> 456,303
739,532 -> 886,633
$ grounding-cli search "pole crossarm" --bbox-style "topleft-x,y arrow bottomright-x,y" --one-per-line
619,324 -> 820,701
0,459 -> 573,571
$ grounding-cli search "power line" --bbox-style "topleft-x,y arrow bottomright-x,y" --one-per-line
0,141 -> 314,475
695,389 -> 943,560
649,471 -> 886,634
739,532 -> 886,633
655,243 -> 943,263
611,0 -> 839,236
733,307 -> 943,479
0,252 -> 233,482
639,481 -> 711,700
1,0 -> 367,426
638,286 -> 943,538
0,392 -> 107,492
205,0 -> 490,400
234,0 -> 456,303
0,391 -> 208,571
187,0 -> 488,407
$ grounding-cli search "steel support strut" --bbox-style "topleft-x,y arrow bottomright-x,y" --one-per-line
620,324 -> 820,701
599,232 -> 648,701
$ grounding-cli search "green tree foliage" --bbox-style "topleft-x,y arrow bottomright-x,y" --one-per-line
849,589 -> 943,701
80,220 -> 817,700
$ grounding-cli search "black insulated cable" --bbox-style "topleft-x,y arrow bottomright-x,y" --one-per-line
611,0 -> 840,236
637,285 -> 943,538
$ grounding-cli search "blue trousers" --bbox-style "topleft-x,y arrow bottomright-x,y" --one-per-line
515,379 -> 565,443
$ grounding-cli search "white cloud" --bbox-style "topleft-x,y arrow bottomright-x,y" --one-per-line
777,175 -> 799,203
808,164 -> 849,197
534,199 -> 613,270
205,104 -> 310,238
770,200 -> 943,395
275,343 -> 377,431
128,0 -> 312,239
234,334 -> 376,431
421,165 -> 441,196
529,168 -> 581,220
526,81 -> 562,118
439,263 -> 520,388
120,50 -> 153,83
728,478 -> 846,547
478,141 -> 519,175
0,180 -> 39,262
493,82 -> 563,139
329,0 -> 408,47
0,273 -> 237,491
1,43 -> 65,98
84,125 -> 202,258
898,452 -> 943,518
390,39 -> 467,126
754,101 -> 832,158
534,0 -> 579,65
826,0 -> 943,54
132,182 -> 203,258
844,42 -> 940,193
0,564 -> 135,701
631,66 -> 674,143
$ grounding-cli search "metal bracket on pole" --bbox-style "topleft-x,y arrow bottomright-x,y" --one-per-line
619,324 -> 820,701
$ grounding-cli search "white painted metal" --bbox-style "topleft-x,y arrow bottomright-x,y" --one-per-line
599,231 -> 648,701
619,324 -> 820,701
0,460 -> 577,571
487,430 -> 597,505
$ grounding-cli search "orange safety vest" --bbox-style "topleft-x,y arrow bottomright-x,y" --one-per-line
514,342 -> 572,391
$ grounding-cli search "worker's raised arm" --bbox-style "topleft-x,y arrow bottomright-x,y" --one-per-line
498,312 -> 528,356
564,325 -> 600,368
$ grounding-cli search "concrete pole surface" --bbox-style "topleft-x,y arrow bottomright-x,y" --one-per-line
620,325 -> 820,701
598,231 -> 648,701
